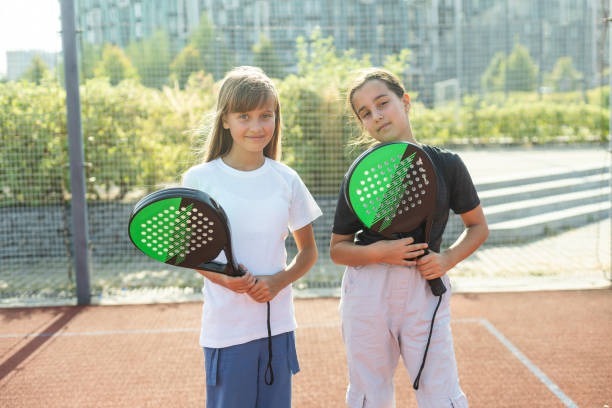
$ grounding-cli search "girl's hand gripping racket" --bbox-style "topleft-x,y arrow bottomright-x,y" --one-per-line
345,141 -> 446,296
128,187 -> 243,277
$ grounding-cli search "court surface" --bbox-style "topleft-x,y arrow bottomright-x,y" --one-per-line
1,289 -> 611,407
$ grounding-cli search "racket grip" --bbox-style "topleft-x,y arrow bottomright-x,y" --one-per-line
428,278 -> 447,296
421,248 -> 447,296
199,261 -> 245,277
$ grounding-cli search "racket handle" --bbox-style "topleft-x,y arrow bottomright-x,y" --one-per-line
421,248 -> 447,296
428,278 -> 447,296
198,261 -> 245,277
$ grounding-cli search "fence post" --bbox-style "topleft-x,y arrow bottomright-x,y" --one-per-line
60,0 -> 91,305
608,0 -> 612,281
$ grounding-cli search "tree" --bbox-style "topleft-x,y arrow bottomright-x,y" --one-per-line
79,42 -> 104,81
93,44 -> 140,86
281,30 -> 371,195
383,49 -> 412,87
21,55 -> 50,85
295,28 -> 369,84
481,52 -> 506,92
127,30 -> 172,89
548,57 -> 582,92
506,41 -> 538,92
481,41 -> 538,94
169,45 -> 202,89
187,12 -> 233,79
252,35 -> 285,79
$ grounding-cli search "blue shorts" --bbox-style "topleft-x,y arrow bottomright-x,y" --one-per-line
204,331 -> 299,408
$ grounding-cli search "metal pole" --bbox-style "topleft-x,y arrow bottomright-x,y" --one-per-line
504,0 -> 510,99
608,0 -> 612,280
60,0 -> 91,305
454,0 -> 463,125
609,0 -> 612,150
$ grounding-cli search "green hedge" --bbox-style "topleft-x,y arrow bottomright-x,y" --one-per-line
0,78 -> 608,206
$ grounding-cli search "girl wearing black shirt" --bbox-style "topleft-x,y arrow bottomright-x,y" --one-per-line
330,68 -> 488,408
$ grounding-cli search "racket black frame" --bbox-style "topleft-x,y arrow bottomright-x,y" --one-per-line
344,141 -> 446,296
128,187 -> 243,277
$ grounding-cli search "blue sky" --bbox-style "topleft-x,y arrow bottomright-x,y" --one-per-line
0,0 -> 61,75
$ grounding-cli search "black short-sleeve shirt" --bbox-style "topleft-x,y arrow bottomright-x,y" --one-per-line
332,145 -> 480,252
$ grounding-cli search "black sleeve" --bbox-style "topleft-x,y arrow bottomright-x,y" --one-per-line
447,153 -> 480,215
331,176 -> 364,235
332,174 -> 401,245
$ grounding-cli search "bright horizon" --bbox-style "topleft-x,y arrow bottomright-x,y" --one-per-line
0,1 -> 62,76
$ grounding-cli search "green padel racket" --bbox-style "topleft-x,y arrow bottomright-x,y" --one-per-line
345,141 -> 446,296
128,187 -> 243,276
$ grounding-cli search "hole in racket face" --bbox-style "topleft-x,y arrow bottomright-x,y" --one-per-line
348,144 -> 433,233
129,197 -> 226,265
396,157 -> 430,214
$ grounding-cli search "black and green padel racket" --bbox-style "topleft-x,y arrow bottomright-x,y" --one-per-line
345,141 -> 446,296
345,141 -> 447,390
128,187 -> 276,384
128,187 -> 243,276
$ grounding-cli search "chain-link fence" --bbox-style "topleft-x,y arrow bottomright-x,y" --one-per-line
1,0 -> 610,305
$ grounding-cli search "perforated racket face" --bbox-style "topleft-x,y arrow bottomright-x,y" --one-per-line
346,142 -> 437,238
128,192 -> 227,268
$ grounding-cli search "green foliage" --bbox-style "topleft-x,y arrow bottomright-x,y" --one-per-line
20,55 -> 51,85
0,81 -> 67,205
80,79 -> 152,198
78,77 -> 216,199
282,30 -> 371,194
80,42 -> 104,81
547,57 -> 583,92
482,52 -> 506,92
127,30 -> 173,89
189,13 -> 214,61
253,35 -> 285,79
506,42 -> 538,92
0,75 -> 216,205
0,32 -> 608,205
279,75 -> 352,195
187,12 -> 234,79
170,45 -> 203,89
295,28 -> 370,85
382,49 -> 412,81
481,42 -> 538,93
412,94 -> 608,145
93,45 -> 140,85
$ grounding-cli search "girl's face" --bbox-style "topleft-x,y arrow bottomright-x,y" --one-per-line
351,79 -> 411,143
222,97 -> 276,157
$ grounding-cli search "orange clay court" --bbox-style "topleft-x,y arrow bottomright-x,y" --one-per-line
1,289 -> 611,407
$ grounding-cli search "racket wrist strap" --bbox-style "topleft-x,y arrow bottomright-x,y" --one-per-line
413,294 -> 443,390
264,301 -> 274,385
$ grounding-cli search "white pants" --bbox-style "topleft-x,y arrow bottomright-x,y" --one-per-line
340,263 -> 468,408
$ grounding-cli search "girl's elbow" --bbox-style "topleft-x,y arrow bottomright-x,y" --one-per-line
303,244 -> 318,268
329,246 -> 346,266
478,223 -> 490,246
310,246 -> 319,264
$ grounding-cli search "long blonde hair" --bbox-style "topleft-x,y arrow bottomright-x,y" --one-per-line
204,66 -> 282,162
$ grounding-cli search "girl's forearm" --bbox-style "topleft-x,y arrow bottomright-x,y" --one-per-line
274,245 -> 318,288
330,240 -> 382,267
442,223 -> 489,270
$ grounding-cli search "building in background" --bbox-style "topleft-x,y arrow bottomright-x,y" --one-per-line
73,0 -> 601,105
5,50 -> 59,81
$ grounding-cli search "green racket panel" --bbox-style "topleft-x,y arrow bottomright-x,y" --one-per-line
128,196 -> 225,266
347,143 -> 432,234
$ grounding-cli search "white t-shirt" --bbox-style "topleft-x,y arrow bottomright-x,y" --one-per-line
182,157 -> 322,348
